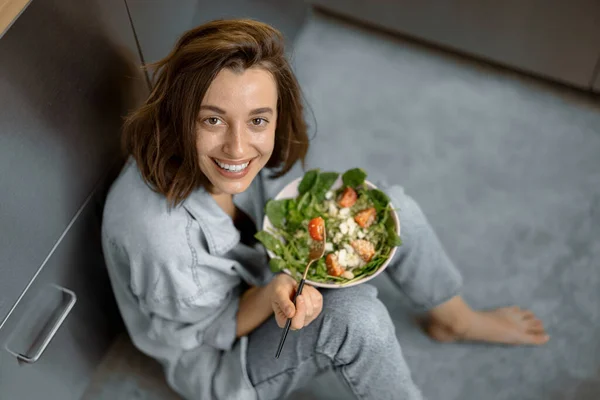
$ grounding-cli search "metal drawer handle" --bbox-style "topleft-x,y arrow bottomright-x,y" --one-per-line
4,284 -> 77,364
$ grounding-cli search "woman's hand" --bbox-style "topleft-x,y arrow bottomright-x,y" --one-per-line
269,274 -> 323,330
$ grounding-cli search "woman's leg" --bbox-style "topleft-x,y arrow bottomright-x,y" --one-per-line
246,284 -> 424,400
383,184 -> 549,345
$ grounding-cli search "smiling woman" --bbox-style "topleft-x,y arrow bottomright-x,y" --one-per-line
101,17 -> 548,400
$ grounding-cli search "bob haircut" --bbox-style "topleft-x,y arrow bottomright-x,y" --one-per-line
122,19 -> 309,206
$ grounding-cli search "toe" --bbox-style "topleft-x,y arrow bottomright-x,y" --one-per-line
521,310 -> 536,320
525,319 -> 545,334
523,333 -> 550,345
526,324 -> 545,334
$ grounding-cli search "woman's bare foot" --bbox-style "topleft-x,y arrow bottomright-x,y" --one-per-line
424,297 -> 550,345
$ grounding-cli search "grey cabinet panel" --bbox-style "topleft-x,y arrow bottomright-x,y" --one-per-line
593,59 -> 600,93
126,0 -> 309,64
0,0 -> 146,324
0,190 -> 122,400
309,0 -> 600,90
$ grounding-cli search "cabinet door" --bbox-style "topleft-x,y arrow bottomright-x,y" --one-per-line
0,0 -> 146,398
309,0 -> 600,90
592,60 -> 600,93
0,0 -> 144,327
0,191 -> 122,400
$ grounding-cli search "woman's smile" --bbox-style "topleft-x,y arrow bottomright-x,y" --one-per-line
212,157 -> 254,178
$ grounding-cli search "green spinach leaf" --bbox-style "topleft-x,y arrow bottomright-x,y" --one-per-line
384,211 -> 402,247
369,189 -> 390,209
298,169 -> 319,195
312,172 -> 339,201
265,199 -> 287,228
269,258 -> 287,273
254,231 -> 284,256
342,168 -> 367,188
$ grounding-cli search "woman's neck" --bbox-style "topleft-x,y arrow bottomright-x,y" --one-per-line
211,191 -> 257,243
211,192 -> 236,219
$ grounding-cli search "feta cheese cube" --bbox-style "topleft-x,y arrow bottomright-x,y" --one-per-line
333,232 -> 343,243
338,248 -> 347,260
325,242 -> 334,252
348,223 -> 357,236
325,191 -> 333,200
340,222 -> 348,235
339,208 -> 351,218
341,270 -> 354,279
338,249 -> 348,266
328,202 -> 338,217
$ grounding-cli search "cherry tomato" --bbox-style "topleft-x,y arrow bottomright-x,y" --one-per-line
326,253 -> 344,277
354,207 -> 377,228
337,187 -> 358,208
308,216 -> 325,241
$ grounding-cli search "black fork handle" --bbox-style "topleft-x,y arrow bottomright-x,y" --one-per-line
275,278 -> 306,359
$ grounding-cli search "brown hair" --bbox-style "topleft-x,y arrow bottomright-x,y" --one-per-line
122,19 -> 309,206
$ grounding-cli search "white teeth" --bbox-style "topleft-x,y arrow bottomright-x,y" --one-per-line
214,159 -> 250,172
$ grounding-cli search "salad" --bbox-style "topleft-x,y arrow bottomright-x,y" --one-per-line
255,168 -> 402,285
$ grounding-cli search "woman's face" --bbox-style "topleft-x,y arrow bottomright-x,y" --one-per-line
196,67 -> 277,196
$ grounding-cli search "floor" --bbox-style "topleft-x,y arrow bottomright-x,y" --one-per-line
84,10 -> 600,400
82,335 -> 181,400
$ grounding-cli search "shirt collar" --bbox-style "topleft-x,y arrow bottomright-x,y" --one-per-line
182,173 -> 266,256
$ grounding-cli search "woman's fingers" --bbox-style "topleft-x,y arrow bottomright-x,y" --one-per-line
303,292 -> 314,320
291,295 -> 306,330
302,286 -> 323,325
270,277 -> 324,330
309,286 -> 323,315
276,286 -> 295,317
274,303 -> 291,328
272,283 -> 296,328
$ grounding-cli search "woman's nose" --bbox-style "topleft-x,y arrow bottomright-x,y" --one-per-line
222,123 -> 247,158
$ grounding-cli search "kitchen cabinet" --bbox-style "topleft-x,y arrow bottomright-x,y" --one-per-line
0,190 -> 122,400
0,0 -> 146,398
592,62 -> 600,93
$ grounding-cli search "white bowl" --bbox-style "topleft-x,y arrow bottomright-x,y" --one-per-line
262,176 -> 401,289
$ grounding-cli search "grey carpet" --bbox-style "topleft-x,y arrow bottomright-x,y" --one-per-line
282,11 -> 600,400
85,11 -> 600,400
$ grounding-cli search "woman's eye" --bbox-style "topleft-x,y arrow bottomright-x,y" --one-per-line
205,117 -> 221,126
252,118 -> 267,126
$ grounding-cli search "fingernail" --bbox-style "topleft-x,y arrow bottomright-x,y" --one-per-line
297,296 -> 304,303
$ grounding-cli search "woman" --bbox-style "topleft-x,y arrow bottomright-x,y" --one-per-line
101,19 -> 549,400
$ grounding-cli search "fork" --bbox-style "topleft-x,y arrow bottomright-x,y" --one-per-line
275,228 -> 327,359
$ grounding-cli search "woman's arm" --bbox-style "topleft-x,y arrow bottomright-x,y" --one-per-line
236,274 -> 323,338
236,284 -> 275,338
